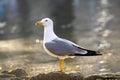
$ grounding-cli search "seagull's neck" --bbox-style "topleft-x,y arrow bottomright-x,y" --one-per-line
44,25 -> 58,42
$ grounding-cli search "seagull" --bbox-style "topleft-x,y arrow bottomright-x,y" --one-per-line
35,18 -> 102,72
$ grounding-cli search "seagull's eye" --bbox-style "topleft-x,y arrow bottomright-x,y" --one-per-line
45,20 -> 48,22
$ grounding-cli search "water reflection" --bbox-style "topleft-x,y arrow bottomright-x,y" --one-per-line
51,0 -> 75,41
17,0 -> 33,36
0,2 -> 6,22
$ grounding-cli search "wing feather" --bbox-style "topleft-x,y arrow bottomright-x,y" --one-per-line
45,38 -> 87,56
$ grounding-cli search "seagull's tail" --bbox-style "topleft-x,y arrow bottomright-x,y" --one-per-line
74,50 -> 102,56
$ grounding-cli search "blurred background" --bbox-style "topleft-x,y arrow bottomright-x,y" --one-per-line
0,0 -> 120,76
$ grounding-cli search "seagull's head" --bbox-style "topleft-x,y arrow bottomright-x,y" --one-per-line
35,18 -> 53,27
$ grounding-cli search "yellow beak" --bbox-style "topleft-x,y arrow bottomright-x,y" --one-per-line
35,21 -> 43,26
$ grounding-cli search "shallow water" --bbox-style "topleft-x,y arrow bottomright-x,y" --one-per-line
0,0 -> 120,76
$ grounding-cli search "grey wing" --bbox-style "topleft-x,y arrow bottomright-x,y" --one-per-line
45,38 -> 87,56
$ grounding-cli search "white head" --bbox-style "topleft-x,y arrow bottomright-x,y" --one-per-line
35,18 -> 58,42
35,18 -> 53,27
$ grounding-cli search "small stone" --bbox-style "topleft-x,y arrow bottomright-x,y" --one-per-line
2,69 -> 28,77
84,73 -> 120,80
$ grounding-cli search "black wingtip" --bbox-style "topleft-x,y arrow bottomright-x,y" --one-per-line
86,50 -> 102,56
74,50 -> 102,56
